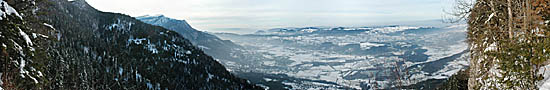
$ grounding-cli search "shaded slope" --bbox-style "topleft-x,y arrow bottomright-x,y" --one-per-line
1,0 -> 262,89
136,15 -> 244,62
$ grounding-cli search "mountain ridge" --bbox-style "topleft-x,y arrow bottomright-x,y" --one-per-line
0,0 -> 262,89
136,14 -> 246,64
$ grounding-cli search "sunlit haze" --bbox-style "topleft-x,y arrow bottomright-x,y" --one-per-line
87,0 -> 454,34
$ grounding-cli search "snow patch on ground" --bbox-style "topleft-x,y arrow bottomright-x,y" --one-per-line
197,45 -> 210,50
256,84 -> 270,90
56,33 -> 61,40
302,29 -> 318,33
135,71 -> 142,82
185,51 -> 192,54
484,43 -> 497,52
538,65 -> 550,90
13,41 -> 24,56
32,33 -> 48,38
372,26 -> 420,33
127,38 -> 146,45
282,81 -> 299,89
18,59 -> 27,77
17,58 -> 39,83
359,42 -> 385,50
106,19 -> 134,32
118,67 -> 123,76
206,73 -> 214,82
43,23 -> 55,29
83,46 -> 89,53
337,42 -> 353,46
264,78 -> 273,82
262,61 -> 276,66
0,0 -> 23,20
146,82 -> 153,89
146,43 -> 158,54
0,72 -> 3,89
485,13 -> 495,24
18,28 -> 33,46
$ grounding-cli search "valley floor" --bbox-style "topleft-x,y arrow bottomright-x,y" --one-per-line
212,25 -> 470,89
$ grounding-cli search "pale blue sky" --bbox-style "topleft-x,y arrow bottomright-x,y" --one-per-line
87,0 -> 455,34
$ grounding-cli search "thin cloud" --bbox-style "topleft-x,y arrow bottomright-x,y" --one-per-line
87,0 -> 451,34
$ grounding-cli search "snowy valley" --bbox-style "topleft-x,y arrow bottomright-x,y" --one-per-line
211,24 -> 470,89
3,0 -> 547,90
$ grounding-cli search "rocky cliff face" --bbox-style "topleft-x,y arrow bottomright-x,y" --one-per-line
0,0 -> 262,89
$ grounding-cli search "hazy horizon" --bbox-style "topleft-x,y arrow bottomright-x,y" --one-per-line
87,0 -> 456,34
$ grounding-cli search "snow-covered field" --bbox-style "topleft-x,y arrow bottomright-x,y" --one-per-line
214,25 -> 469,89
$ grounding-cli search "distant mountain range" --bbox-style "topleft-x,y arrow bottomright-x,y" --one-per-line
253,25 -> 434,36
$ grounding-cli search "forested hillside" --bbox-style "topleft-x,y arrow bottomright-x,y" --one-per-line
136,15 -> 246,64
467,0 -> 550,89
0,0 -> 261,89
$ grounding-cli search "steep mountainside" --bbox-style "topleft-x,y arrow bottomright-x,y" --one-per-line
136,15 -> 245,62
467,0 -> 550,89
0,0 -> 261,89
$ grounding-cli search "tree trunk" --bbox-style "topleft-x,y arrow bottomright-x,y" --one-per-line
508,0 -> 514,39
